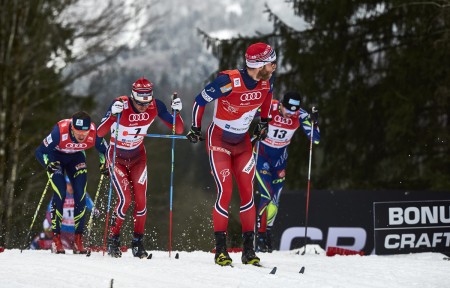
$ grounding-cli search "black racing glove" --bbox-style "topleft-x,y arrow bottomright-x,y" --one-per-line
311,107 -> 319,124
46,161 -> 61,174
186,126 -> 204,143
253,119 -> 269,141
99,162 -> 109,177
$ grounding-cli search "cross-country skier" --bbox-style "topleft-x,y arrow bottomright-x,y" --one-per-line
97,77 -> 184,258
254,91 -> 320,252
30,176 -> 99,250
186,42 -> 277,266
35,111 -> 107,254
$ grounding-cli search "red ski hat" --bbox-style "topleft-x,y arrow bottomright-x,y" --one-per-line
245,42 -> 276,68
131,77 -> 153,103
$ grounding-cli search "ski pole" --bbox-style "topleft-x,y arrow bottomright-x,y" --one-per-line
252,140 -> 260,248
86,174 -> 105,257
250,135 -> 258,145
302,119 -> 315,255
121,130 -> 187,140
102,114 -> 120,255
168,92 -> 178,258
21,179 -> 51,252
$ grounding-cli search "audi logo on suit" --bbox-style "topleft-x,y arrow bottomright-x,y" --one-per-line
129,113 -> 150,122
240,91 -> 262,101
274,115 -> 293,125
64,143 -> 88,149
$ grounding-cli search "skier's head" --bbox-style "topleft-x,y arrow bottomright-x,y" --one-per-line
281,91 -> 301,117
71,111 -> 91,131
71,111 -> 91,142
245,42 -> 277,81
131,77 -> 153,105
245,43 -> 276,68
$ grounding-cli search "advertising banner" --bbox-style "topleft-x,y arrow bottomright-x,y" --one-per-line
374,200 -> 450,255
268,190 -> 450,255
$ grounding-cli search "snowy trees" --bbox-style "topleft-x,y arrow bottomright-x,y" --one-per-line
0,0 -> 154,247
201,1 -> 450,190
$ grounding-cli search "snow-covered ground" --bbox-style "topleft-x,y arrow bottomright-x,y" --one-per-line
0,246 -> 448,288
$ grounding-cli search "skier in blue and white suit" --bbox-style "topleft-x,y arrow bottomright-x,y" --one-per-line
254,92 -> 320,252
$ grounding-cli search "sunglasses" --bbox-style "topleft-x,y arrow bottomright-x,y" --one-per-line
285,109 -> 299,115
261,60 -> 277,65
280,105 -> 299,115
134,98 -> 151,107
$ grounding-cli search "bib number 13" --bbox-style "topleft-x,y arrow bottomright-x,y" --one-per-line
273,129 -> 287,139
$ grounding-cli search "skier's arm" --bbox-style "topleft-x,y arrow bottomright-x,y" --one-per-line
155,99 -> 185,134
299,108 -> 320,144
191,74 -> 232,128
186,75 -> 232,143
35,125 -> 61,167
258,77 -> 275,120
97,100 -> 119,137
95,134 -> 108,174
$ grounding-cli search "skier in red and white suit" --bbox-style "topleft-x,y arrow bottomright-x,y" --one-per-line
97,77 -> 184,258
186,43 -> 277,266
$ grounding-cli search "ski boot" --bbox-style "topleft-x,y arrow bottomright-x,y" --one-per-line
73,233 -> 87,254
256,231 -> 273,253
256,232 -> 269,253
51,233 -> 65,254
108,235 -> 122,258
131,234 -> 148,259
266,229 -> 273,253
214,232 -> 232,266
241,231 -> 260,265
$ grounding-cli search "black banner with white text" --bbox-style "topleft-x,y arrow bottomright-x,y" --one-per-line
268,190 -> 450,255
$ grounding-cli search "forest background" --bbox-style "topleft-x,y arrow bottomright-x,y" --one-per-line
0,0 -> 448,250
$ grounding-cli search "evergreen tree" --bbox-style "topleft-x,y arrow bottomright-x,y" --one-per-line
200,1 -> 449,190
0,0 -> 155,248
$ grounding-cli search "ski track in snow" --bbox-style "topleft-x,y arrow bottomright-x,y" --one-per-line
0,249 -> 448,288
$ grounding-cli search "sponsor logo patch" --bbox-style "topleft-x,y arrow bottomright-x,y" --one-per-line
220,83 -> 232,93
45,134 -> 53,146
129,113 -> 150,122
65,143 -> 88,149
114,166 -> 125,177
201,90 -> 213,102
210,146 -> 231,155
220,169 -> 230,182
75,163 -> 87,170
122,178 -> 129,191
240,91 -> 262,101
243,156 -> 255,174
138,167 -> 147,184
233,78 -> 241,87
